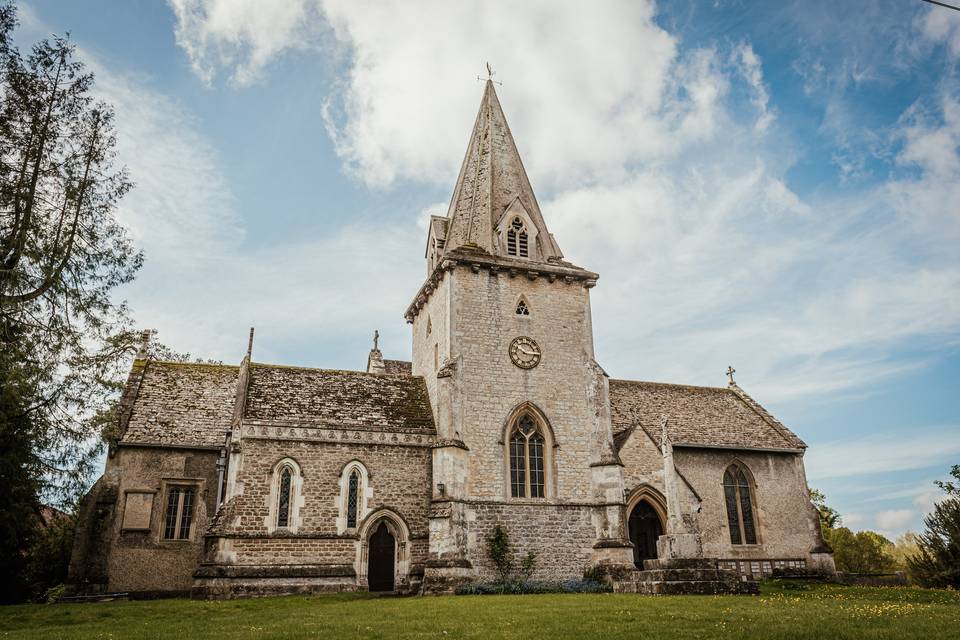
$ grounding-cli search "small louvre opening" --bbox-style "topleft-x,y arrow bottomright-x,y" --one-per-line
507,217 -> 528,257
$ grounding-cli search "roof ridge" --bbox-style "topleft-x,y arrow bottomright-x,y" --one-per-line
250,361 -> 421,379
609,378 -> 730,393
145,360 -> 238,370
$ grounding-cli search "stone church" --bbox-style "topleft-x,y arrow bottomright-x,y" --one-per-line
69,80 -> 833,598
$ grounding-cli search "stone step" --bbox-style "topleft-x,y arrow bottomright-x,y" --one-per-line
642,558 -> 718,571
631,568 -> 727,583
631,580 -> 758,596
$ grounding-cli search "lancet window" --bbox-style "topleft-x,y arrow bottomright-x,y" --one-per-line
723,464 -> 758,545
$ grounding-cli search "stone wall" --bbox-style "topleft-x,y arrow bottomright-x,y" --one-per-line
412,273 -> 450,417
463,502 -> 598,582
446,267 -> 604,501
200,436 -> 433,596
224,438 -> 431,538
674,448 -> 824,562
69,445 -> 220,595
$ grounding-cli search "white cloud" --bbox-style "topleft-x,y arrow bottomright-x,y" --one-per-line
805,428 -> 960,480
89,63 -> 243,267
167,0 -> 325,85
159,0 -> 960,403
918,6 -> 960,59
874,509 -> 915,533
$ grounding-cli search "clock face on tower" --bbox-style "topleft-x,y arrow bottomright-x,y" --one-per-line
509,336 -> 542,369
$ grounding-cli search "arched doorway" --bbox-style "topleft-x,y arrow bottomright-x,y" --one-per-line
628,500 -> 663,568
367,521 -> 395,592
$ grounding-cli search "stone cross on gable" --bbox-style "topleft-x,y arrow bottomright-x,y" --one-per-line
373,329 -> 379,351
726,365 -> 736,384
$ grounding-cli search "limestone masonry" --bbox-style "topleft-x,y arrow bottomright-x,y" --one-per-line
69,81 -> 834,598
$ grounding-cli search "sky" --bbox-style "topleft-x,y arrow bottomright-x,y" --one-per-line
17,0 -> 960,539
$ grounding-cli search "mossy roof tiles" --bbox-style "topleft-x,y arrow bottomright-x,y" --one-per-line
609,379 -> 805,452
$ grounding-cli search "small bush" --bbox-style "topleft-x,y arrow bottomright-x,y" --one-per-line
487,525 -> 514,584
582,565 -> 608,584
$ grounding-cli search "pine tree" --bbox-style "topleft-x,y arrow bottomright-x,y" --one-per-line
908,466 -> 960,589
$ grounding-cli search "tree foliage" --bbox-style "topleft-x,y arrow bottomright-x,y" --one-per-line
824,527 -> 896,574
0,2 -> 141,603
908,465 -> 960,589
809,486 -> 841,530
0,0 -> 141,503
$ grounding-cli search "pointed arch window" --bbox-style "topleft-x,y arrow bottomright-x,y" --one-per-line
271,459 -> 302,532
506,217 -> 529,258
346,470 -> 360,528
338,461 -> 369,533
723,464 -> 758,545
509,414 -> 545,498
277,467 -> 292,527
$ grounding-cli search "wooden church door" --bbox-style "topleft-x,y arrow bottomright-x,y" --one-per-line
628,501 -> 663,568
367,521 -> 395,592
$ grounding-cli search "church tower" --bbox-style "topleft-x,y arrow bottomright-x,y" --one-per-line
407,80 -> 633,589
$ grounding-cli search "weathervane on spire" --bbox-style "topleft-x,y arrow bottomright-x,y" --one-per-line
726,365 -> 736,385
477,61 -> 503,85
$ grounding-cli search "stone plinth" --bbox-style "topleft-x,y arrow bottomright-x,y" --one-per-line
613,559 -> 757,595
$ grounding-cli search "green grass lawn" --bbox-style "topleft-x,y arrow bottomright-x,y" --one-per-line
1,582 -> 958,640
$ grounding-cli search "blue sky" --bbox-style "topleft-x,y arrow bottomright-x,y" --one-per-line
18,0 -> 960,538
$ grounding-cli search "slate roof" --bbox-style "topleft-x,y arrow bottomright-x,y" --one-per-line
244,363 -> 434,433
383,359 -> 413,375
122,361 -> 238,448
609,379 -> 805,452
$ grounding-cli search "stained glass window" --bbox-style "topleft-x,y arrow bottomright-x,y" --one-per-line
277,467 -> 292,528
347,470 -> 360,528
509,413 -> 546,499
723,465 -> 758,545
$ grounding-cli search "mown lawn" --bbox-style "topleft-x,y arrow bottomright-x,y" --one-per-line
1,582 -> 958,640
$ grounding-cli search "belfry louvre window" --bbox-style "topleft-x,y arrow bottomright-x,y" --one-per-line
507,217 -> 529,258
277,466 -> 293,528
163,486 -> 195,540
509,414 -> 545,498
723,465 -> 758,545
346,470 -> 360,528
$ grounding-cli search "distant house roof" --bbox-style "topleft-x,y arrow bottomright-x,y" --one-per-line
609,380 -> 805,452
122,361 -> 238,448
244,364 -> 434,433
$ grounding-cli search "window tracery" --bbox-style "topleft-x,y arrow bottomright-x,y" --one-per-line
515,299 -> 530,316
723,464 -> 758,545
508,413 -> 545,498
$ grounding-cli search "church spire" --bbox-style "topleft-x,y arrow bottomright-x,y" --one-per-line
443,80 -> 563,262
